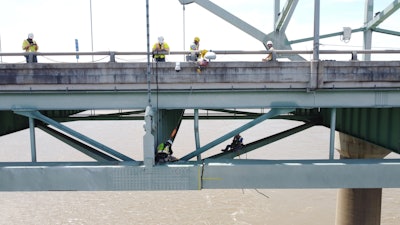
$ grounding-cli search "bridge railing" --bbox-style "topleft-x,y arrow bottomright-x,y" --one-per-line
0,50 -> 399,63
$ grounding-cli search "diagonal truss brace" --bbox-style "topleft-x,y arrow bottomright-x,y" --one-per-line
179,0 -> 273,47
178,0 -> 304,61
37,124 -> 119,162
365,0 -> 400,30
274,0 -> 299,33
180,108 -> 294,161
13,109 -> 134,162
209,122 -> 315,159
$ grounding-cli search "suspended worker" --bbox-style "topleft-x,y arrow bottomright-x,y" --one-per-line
222,134 -> 244,152
152,36 -> 170,62
262,40 -> 274,62
22,33 -> 39,63
155,139 -> 178,163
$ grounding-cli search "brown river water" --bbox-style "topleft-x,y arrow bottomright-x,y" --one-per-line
0,117 -> 398,225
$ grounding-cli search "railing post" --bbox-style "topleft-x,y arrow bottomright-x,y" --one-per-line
351,51 -> 358,61
109,52 -> 116,63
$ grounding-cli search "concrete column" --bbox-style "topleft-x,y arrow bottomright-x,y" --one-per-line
336,188 -> 382,225
335,132 -> 391,225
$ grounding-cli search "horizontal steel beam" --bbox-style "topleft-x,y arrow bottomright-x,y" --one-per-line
202,159 -> 400,189
2,89 -> 400,110
0,159 -> 399,191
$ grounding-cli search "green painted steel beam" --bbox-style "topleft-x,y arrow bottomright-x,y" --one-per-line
365,0 -> 400,30
372,27 -> 400,36
1,159 -> 400,191
14,110 -> 135,161
274,0 -> 298,33
37,124 -> 119,162
289,28 -> 364,44
319,108 -> 400,154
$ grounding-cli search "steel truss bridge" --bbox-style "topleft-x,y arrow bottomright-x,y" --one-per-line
0,0 -> 399,193
1,50 -> 400,191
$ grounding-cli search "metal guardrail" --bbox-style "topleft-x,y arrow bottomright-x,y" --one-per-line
1,50 -> 399,63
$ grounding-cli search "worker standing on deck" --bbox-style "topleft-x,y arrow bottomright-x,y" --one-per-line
152,36 -> 170,62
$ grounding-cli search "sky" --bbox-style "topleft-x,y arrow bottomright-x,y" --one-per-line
0,0 -> 399,63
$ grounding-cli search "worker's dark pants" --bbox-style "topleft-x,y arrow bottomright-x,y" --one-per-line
25,55 -> 38,63
223,144 -> 243,152
155,57 -> 165,62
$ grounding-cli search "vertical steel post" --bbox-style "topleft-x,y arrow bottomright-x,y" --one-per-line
310,0 -> 320,89
363,0 -> 374,61
182,4 -> 187,61
313,0 -> 320,61
146,0 -> 152,107
143,0 -> 154,167
329,108 -> 336,160
194,109 -> 201,161
89,0 -> 94,62
29,117 -> 37,162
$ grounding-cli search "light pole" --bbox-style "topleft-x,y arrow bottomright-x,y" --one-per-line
146,0 -> 151,106
0,34 -> 2,63
90,0 -> 94,62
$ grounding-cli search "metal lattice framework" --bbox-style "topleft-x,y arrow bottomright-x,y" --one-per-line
0,0 -> 399,192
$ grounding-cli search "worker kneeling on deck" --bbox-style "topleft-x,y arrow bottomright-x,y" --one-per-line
156,139 -> 178,163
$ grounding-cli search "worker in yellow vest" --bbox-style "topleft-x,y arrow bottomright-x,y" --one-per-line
22,33 -> 39,63
152,36 -> 170,62
155,139 -> 178,163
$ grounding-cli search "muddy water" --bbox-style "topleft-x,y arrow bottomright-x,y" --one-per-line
0,119 -> 398,225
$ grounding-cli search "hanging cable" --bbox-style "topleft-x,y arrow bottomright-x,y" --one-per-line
145,0 -> 152,107
154,60 -> 160,146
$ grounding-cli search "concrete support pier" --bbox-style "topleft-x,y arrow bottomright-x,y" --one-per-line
336,188 -> 382,225
335,133 -> 391,225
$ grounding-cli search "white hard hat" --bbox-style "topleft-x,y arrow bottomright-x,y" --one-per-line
267,41 -> 273,45
167,139 -> 173,145
28,33 -> 34,39
158,36 -> 164,43
204,51 -> 216,60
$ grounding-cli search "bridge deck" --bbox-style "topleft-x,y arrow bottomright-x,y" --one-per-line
1,61 -> 400,110
2,61 -> 400,89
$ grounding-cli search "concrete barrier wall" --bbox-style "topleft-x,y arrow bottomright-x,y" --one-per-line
2,61 -> 399,91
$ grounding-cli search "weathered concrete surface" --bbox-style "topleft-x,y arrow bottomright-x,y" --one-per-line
1,61 -> 400,110
1,61 -> 399,91
320,60 -> 400,88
